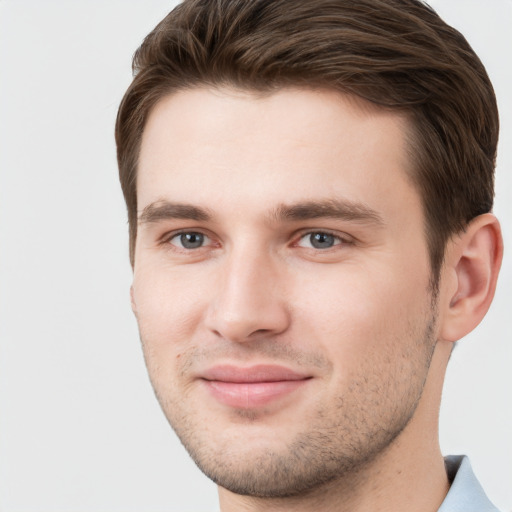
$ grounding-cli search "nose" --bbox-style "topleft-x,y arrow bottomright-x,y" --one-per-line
204,246 -> 290,343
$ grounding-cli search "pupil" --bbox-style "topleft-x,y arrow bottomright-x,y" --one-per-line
311,232 -> 334,249
181,232 -> 204,248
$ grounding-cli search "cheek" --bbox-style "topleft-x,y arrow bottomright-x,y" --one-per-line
292,262 -> 432,364
132,264 -> 207,351
132,266 -> 209,403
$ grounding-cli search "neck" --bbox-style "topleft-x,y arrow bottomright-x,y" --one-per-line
218,341 -> 452,512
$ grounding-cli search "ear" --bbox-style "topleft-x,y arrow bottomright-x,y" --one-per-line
439,213 -> 503,342
130,285 -> 138,317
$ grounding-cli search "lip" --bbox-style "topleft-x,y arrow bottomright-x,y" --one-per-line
199,365 -> 311,409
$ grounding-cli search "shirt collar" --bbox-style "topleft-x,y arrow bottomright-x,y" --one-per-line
438,455 -> 499,512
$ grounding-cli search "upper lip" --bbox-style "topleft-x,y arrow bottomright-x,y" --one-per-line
200,364 -> 311,383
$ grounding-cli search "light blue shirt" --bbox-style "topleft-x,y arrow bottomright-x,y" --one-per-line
439,455 -> 499,512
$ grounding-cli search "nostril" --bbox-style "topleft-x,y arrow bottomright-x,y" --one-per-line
250,329 -> 272,337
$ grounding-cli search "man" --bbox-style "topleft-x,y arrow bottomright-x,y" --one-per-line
115,1 -> 503,510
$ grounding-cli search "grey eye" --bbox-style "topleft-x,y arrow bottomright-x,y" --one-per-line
297,232 -> 341,249
173,232 -> 206,249
309,232 -> 336,249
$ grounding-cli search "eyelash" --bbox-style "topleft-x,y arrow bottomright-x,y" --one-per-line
294,230 -> 352,250
162,230 -> 215,251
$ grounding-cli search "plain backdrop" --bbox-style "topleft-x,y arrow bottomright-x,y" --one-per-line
0,1 -> 510,511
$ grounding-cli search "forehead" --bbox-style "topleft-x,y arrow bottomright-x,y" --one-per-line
137,86 -> 416,219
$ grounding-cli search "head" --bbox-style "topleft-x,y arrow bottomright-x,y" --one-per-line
115,0 -> 502,503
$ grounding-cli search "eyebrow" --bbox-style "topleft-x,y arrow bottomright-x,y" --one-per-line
272,199 -> 385,226
138,198 -> 384,226
138,201 -> 212,224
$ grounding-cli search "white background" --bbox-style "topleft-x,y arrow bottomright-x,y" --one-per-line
0,1 -> 510,511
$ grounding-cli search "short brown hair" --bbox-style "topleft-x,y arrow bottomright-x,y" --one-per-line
116,0 -> 499,279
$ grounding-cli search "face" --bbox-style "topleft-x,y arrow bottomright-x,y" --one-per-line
132,87 -> 438,497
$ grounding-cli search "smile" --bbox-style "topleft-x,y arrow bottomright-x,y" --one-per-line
200,364 -> 312,408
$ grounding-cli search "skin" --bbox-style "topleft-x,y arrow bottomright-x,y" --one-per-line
131,87 -> 502,512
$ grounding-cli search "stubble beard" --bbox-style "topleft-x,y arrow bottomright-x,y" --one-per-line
144,310 -> 438,499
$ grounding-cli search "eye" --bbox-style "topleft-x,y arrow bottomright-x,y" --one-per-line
297,231 -> 343,249
169,231 -> 210,249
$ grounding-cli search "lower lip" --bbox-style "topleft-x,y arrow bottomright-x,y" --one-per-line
202,379 -> 308,408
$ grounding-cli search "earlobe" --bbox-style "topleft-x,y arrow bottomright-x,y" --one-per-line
440,213 -> 503,342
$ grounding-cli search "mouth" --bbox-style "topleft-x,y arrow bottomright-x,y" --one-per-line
199,364 -> 312,409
